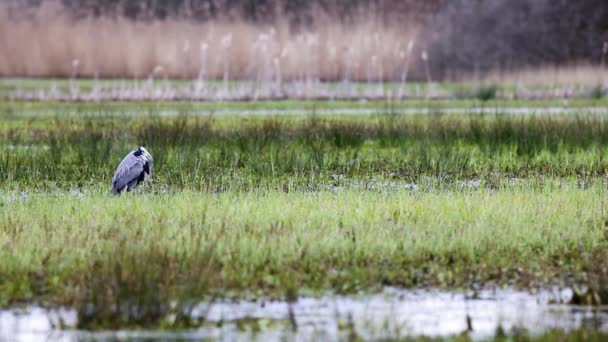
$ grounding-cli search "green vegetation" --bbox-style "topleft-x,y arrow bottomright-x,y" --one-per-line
2,185 -> 608,328
475,84 -> 498,101
2,101 -> 608,332
589,85 -> 606,100
3,110 -> 608,189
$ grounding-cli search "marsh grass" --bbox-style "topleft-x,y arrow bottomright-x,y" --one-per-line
2,112 -> 608,189
74,235 -> 217,329
589,84 -> 606,100
3,107 -> 608,328
474,84 -> 498,101
1,185 -> 608,328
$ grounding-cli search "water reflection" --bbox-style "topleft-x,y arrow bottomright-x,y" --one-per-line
2,288 -> 608,341
6,106 -> 608,118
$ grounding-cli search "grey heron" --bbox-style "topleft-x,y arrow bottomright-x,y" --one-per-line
112,147 -> 153,194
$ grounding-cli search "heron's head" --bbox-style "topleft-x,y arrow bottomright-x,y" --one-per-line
134,146 -> 153,161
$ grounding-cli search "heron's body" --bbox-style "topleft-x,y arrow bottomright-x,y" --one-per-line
112,147 -> 153,194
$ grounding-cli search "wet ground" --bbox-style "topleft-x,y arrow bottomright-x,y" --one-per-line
2,288 -> 608,341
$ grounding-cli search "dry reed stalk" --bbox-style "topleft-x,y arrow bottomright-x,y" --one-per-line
0,4 -> 417,82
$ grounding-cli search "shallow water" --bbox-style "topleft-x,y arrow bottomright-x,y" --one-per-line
4,78 -> 599,102
7,106 -> 608,118
184,106 -> 608,117
2,288 -> 608,341
156,107 -> 608,118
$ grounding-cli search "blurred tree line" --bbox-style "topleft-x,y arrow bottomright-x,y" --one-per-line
428,0 -> 608,77
9,0 -> 439,24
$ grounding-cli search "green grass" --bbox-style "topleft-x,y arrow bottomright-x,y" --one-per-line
2,184 -> 608,328
0,109 -> 608,191
2,111 -> 608,189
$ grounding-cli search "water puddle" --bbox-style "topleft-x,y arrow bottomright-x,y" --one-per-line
191,106 -> 608,117
2,288 -> 608,341
3,79 -> 600,102
5,106 -> 608,118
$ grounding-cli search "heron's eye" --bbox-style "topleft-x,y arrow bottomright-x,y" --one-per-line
133,149 -> 144,157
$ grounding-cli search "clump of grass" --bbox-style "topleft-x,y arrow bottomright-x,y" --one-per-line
475,84 -> 498,101
75,242 -> 217,329
589,84 -> 606,99
442,84 -> 503,102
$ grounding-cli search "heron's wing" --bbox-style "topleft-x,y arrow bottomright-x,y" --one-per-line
112,154 -> 146,192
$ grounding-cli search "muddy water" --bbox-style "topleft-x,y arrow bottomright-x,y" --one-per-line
2,288 -> 608,341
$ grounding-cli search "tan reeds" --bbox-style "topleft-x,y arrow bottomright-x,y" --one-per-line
0,5 -> 417,82
478,64 -> 608,86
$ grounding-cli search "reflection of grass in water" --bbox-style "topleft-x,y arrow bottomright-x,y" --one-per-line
1,184 -> 608,328
504,329 -> 608,342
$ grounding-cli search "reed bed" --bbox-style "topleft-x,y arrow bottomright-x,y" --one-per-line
0,9 -> 415,82
1,5 -> 606,101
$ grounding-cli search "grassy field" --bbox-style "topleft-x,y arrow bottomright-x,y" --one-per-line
3,109 -> 608,189
2,100 -> 608,332
2,186 -> 608,327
